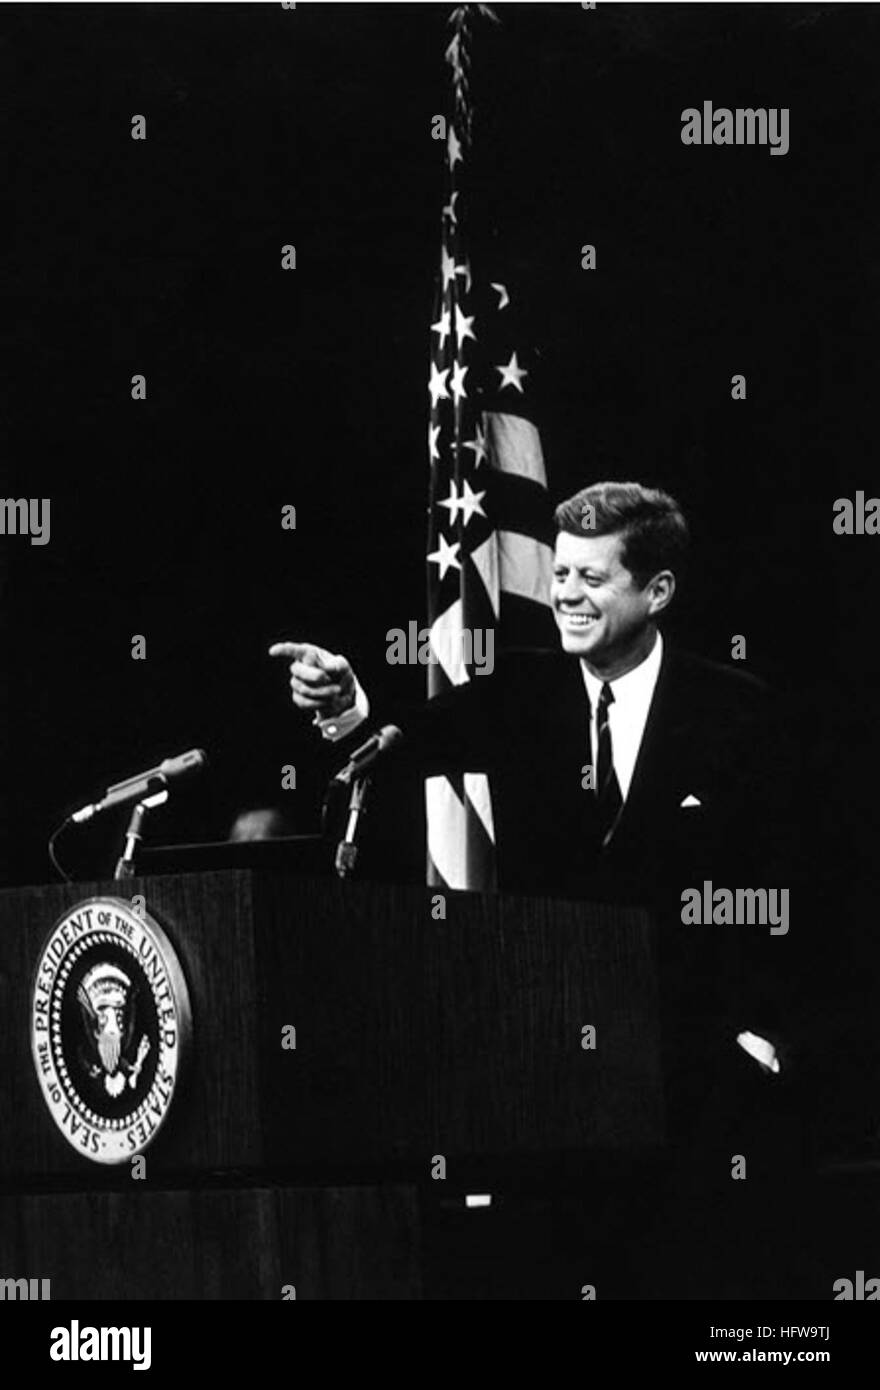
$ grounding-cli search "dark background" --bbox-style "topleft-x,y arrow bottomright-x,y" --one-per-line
1,1 -> 878,905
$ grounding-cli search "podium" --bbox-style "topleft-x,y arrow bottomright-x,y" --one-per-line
0,871 -> 663,1299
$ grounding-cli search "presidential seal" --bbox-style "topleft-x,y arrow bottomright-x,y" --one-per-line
30,897 -> 191,1165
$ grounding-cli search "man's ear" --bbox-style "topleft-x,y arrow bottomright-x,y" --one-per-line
646,569 -> 675,616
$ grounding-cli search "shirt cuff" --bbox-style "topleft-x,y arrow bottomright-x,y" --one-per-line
313,679 -> 369,742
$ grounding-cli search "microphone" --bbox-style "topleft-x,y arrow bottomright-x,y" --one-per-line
70,749 -> 208,824
331,725 -> 403,786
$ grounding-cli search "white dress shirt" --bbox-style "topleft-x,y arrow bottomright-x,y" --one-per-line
580,631 -> 664,802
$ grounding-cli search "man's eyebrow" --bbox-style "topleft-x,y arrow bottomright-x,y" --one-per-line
554,562 -> 609,578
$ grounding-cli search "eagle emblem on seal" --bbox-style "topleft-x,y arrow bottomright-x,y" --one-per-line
76,962 -> 151,1099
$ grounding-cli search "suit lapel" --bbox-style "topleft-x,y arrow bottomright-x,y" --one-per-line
609,645 -> 689,849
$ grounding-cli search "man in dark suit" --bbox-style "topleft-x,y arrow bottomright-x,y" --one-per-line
270,480 -> 810,1294
270,480 -> 791,908
271,476 -> 800,1082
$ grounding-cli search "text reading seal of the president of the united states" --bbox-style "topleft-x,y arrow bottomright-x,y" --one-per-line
30,897 -> 191,1165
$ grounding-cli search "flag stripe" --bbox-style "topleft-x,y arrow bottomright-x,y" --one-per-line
498,531 -> 554,606
487,411 -> 547,485
426,773 -> 496,890
480,471 -> 555,541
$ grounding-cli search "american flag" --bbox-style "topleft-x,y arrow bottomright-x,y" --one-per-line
426,5 -> 555,892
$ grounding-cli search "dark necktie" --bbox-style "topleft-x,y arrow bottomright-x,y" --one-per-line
596,682 -> 623,845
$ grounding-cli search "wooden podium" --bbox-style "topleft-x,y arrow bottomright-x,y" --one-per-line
0,871 -> 663,1299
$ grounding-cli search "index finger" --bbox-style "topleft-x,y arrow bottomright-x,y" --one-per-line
268,641 -> 332,667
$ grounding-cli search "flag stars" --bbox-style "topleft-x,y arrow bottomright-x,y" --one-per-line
491,282 -> 510,310
458,479 -> 487,525
438,478 -> 485,527
442,191 -> 459,226
454,305 -> 476,346
438,480 -> 459,519
429,361 -> 450,406
450,360 -> 468,404
428,534 -> 462,580
431,308 -> 452,349
496,350 -> 528,393
429,423 -> 441,462
441,247 -> 457,289
463,420 -> 488,467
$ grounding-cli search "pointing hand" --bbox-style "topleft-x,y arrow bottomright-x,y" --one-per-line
268,641 -> 356,719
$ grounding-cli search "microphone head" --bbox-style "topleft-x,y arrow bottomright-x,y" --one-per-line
331,726 -> 402,786
159,748 -> 209,778
377,725 -> 403,752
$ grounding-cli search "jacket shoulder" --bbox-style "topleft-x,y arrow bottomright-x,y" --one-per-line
665,646 -> 773,714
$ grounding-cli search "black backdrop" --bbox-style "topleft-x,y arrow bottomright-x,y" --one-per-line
2,2 -> 878,906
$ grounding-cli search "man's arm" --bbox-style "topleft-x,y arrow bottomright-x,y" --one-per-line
268,639 -> 499,773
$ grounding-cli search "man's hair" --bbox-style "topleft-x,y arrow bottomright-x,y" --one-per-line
553,481 -> 689,589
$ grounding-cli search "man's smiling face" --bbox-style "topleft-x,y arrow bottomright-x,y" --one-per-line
551,530 -> 661,675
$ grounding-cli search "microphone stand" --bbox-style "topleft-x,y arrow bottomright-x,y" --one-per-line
334,774 -> 371,879
114,789 -> 169,881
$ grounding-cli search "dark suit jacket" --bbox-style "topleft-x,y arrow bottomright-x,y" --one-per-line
387,642 -> 793,905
